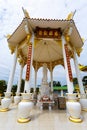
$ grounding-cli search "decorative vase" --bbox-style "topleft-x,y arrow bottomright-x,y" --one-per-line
0,92 -> 12,112
66,93 -> 82,123
50,93 -> 53,100
38,94 -> 41,100
79,94 -> 87,111
17,93 -> 34,123
14,93 -> 21,105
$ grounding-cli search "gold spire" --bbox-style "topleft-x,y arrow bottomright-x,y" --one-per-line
5,34 -> 11,39
79,64 -> 87,71
22,7 -> 30,18
66,10 -> 76,20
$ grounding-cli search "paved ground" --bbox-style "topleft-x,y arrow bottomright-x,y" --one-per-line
0,104 -> 87,130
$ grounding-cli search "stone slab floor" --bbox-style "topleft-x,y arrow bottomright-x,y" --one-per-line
0,104 -> 87,130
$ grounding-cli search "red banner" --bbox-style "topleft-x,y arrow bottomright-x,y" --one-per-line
64,44 -> 73,82
26,44 -> 32,81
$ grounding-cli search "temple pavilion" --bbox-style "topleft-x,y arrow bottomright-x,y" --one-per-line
6,9 -> 85,95
0,9 -> 86,123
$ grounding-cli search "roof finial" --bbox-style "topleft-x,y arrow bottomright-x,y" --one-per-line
66,10 -> 76,20
22,7 -> 30,18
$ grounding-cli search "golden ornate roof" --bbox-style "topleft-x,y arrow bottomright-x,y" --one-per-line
79,64 -> 87,72
7,17 -> 83,70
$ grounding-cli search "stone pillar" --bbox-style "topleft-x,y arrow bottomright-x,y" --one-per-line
61,90 -> 64,96
7,46 -> 17,93
34,62 -> 38,92
62,36 -> 74,93
14,65 -> 24,105
50,62 -> 53,92
24,34 -> 34,92
35,70 -> 37,92
0,46 -> 17,111
73,49 -> 85,94
17,65 -> 23,94
50,70 -> 53,92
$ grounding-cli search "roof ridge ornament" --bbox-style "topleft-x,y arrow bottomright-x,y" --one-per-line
22,7 -> 30,18
66,10 -> 76,20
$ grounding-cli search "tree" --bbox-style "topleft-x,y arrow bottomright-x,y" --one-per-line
53,81 -> 56,86
11,84 -> 17,96
52,81 -> 61,87
0,80 -> 7,96
56,81 -> 61,86
30,88 -> 34,93
20,79 -> 25,92
73,77 -> 78,85
82,76 -> 87,86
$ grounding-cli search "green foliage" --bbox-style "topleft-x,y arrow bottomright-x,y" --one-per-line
35,87 -> 39,94
11,84 -> 17,96
20,79 -> 25,92
0,80 -> 7,96
73,77 -> 78,85
53,85 -> 67,90
30,88 -> 34,93
49,81 -> 61,87
82,76 -> 87,85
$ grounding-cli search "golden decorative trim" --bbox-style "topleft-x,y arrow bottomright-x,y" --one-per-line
34,38 -> 41,48
35,27 -> 62,39
6,34 -> 11,39
0,108 -> 9,112
66,99 -> 78,102
21,99 -> 30,102
76,48 -> 83,57
69,116 -> 82,123
65,35 -> 70,42
33,59 -> 64,71
66,12 -> 74,20
8,44 -> 15,54
17,117 -> 31,123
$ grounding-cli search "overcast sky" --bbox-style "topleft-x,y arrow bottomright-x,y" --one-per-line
0,0 -> 87,86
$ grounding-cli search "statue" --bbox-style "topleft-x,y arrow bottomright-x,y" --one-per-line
40,63 -> 51,97
42,63 -> 48,84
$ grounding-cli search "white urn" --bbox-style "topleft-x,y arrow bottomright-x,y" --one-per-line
79,94 -> 87,111
66,93 -> 82,123
14,93 -> 21,105
0,92 -> 11,112
38,93 -> 41,100
17,93 -> 34,123
50,94 -> 53,100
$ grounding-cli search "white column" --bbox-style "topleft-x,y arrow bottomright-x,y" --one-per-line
24,80 -> 29,92
35,70 -> 37,91
61,90 -> 63,96
24,34 -> 34,92
17,65 -> 23,93
62,36 -> 74,93
73,49 -> 85,94
50,70 -> 53,92
7,47 -> 17,92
